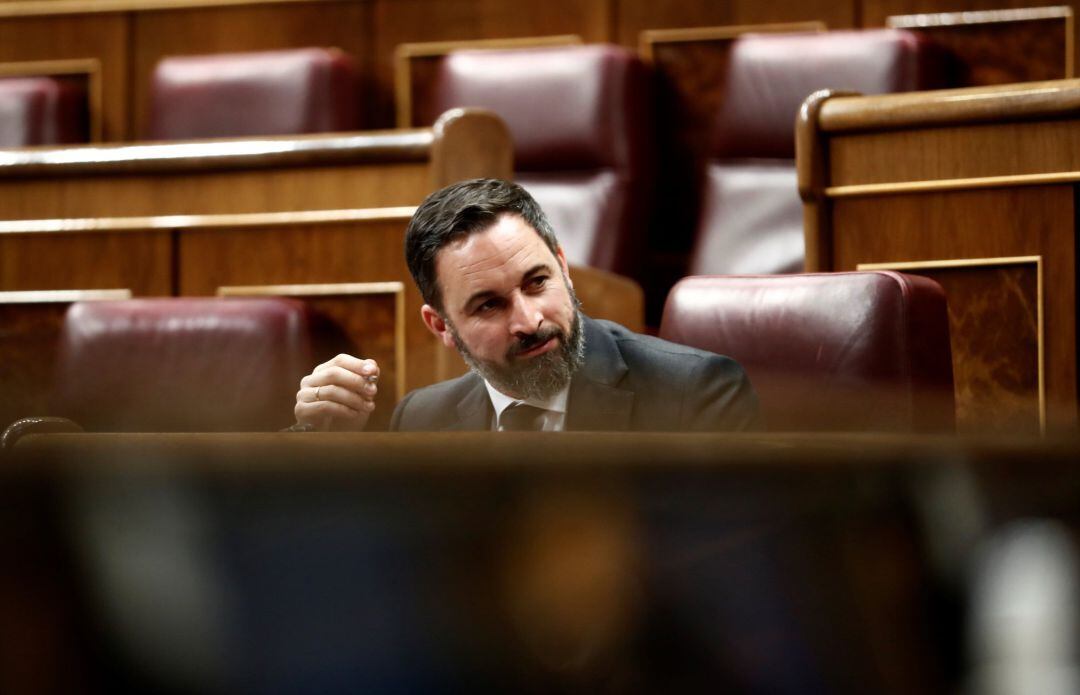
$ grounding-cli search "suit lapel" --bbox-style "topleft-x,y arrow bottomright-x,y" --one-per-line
566,317 -> 634,431
447,376 -> 493,431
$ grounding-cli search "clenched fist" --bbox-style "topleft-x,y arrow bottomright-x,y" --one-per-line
294,354 -> 380,431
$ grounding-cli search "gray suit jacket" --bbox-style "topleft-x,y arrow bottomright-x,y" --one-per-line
389,316 -> 761,432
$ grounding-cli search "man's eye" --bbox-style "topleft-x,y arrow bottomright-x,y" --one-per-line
528,276 -> 548,291
475,299 -> 500,314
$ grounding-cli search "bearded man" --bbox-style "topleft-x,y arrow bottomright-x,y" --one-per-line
292,178 -> 760,432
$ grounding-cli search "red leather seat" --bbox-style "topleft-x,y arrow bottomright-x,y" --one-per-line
426,44 -> 653,282
688,30 -> 949,276
147,47 -> 361,140
0,76 -> 88,146
50,298 -> 342,432
660,272 -> 955,432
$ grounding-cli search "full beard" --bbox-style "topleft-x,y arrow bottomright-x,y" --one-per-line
448,299 -> 586,402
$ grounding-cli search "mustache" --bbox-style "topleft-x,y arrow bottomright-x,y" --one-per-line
506,324 -> 565,358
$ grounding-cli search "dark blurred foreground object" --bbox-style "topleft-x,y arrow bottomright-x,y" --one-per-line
660,271 -> 955,432
0,75 -> 89,146
147,47 -> 361,140
5,431 -> 1080,694
41,297 -> 347,432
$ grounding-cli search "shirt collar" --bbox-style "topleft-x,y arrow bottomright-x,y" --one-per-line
484,379 -> 570,420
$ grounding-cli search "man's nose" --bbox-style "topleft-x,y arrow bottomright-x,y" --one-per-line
508,292 -> 543,335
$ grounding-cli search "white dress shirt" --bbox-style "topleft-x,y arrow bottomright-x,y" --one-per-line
484,380 -> 569,431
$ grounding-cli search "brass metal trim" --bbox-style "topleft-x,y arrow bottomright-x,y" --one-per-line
0,207 -> 417,235
0,58 -> 103,141
218,281 -> 407,401
394,35 -> 581,128
639,21 -> 826,62
0,128 -> 433,178
857,255 -> 1045,433
0,288 -> 132,303
825,171 -> 1080,198
886,6 -> 1072,29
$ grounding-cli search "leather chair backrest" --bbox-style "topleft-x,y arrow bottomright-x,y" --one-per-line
659,272 -> 955,432
690,29 -> 949,276
50,298 -> 333,432
147,47 -> 361,140
429,44 -> 653,280
0,76 -> 88,146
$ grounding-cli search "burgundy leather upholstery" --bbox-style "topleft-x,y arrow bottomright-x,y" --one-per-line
430,44 -> 653,280
659,272 -> 955,432
147,48 -> 361,140
0,76 -> 88,146
50,298 -> 336,432
689,30 -> 949,276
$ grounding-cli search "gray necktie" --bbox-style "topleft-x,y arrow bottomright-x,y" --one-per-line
499,402 -> 547,431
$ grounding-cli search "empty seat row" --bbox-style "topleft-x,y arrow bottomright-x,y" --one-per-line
3,270 -> 954,437
0,47 -> 364,147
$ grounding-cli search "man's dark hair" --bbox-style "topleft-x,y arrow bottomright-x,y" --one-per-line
404,178 -> 560,311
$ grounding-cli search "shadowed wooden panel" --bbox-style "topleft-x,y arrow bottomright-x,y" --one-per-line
617,0 -> 852,46
0,289 -> 131,430
0,14 -> 128,140
0,231 -> 172,293
219,283 -> 404,428
864,1 -> 1080,74
887,6 -> 1071,86
832,186 -> 1074,430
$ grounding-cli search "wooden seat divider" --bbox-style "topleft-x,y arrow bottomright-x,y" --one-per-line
0,289 -> 132,429
797,79 -> 1080,434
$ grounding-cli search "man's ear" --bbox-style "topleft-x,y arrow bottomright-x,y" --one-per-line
556,245 -> 573,288
421,304 -> 456,349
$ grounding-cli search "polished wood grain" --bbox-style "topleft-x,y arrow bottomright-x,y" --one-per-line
887,6 -> 1072,85
860,258 -> 1044,434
